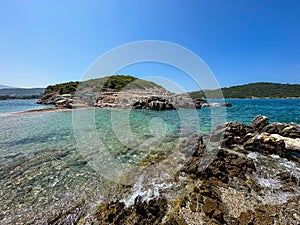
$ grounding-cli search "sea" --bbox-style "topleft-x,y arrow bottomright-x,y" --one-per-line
0,98 -> 299,224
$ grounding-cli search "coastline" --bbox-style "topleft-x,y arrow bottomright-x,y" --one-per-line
1,100 -> 300,224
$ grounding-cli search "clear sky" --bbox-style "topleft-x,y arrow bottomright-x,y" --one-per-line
0,0 -> 299,91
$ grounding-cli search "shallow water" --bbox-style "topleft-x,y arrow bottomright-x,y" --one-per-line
0,99 -> 299,223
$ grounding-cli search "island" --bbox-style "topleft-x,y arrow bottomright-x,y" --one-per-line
36,75 -> 231,110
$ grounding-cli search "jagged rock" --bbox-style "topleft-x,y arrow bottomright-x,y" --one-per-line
262,122 -> 300,138
269,134 -> 300,153
281,125 -> 300,138
93,115 -> 299,225
232,196 -> 300,225
132,97 -> 176,110
192,98 -> 209,109
181,149 -> 256,187
261,122 -> 287,134
243,132 -> 286,156
210,122 -> 254,148
251,115 -> 270,132
210,117 -> 299,157
96,197 -> 168,225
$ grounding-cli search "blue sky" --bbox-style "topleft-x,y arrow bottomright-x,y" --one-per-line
0,0 -> 299,91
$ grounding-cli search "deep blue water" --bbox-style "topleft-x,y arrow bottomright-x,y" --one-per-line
224,99 -> 299,124
0,99 -> 53,114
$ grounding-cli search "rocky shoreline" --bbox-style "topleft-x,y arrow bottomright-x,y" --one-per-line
37,88 -> 232,110
84,115 -> 300,225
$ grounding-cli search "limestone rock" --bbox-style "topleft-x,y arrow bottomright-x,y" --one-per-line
251,115 -> 270,132
262,122 -> 300,138
243,132 -> 286,156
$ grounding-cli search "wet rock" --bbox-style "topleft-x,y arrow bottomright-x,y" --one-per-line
94,115 -> 300,225
243,132 -> 286,156
182,149 -> 256,187
200,150 -> 255,184
97,196 -> 168,225
192,98 -> 208,109
277,171 -> 298,186
251,115 -> 270,132
224,102 -> 232,107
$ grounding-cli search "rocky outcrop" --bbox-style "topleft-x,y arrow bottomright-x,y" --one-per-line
37,76 -> 232,110
210,122 -> 254,147
251,115 -> 270,132
36,92 -> 61,105
132,96 -> 176,110
91,115 -> 300,225
97,197 -> 168,225
210,115 -> 300,157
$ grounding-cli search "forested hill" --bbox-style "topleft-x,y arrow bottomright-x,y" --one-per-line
42,75 -> 163,96
189,82 -> 300,99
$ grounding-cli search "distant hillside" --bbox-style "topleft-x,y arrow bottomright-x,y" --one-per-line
0,85 -> 14,89
0,88 -> 45,99
189,82 -> 300,99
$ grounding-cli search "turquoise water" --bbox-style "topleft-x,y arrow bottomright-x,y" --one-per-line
0,99 -> 299,223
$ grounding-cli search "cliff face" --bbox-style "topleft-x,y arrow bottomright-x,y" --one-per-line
37,75 -> 229,110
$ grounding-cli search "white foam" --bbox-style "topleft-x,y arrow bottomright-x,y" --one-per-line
257,177 -> 281,189
122,174 -> 176,207
247,152 -> 258,160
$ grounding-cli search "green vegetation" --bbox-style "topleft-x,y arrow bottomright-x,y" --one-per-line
77,75 -> 162,92
189,82 -> 300,99
43,75 -> 162,96
0,88 -> 45,99
44,81 -> 79,95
